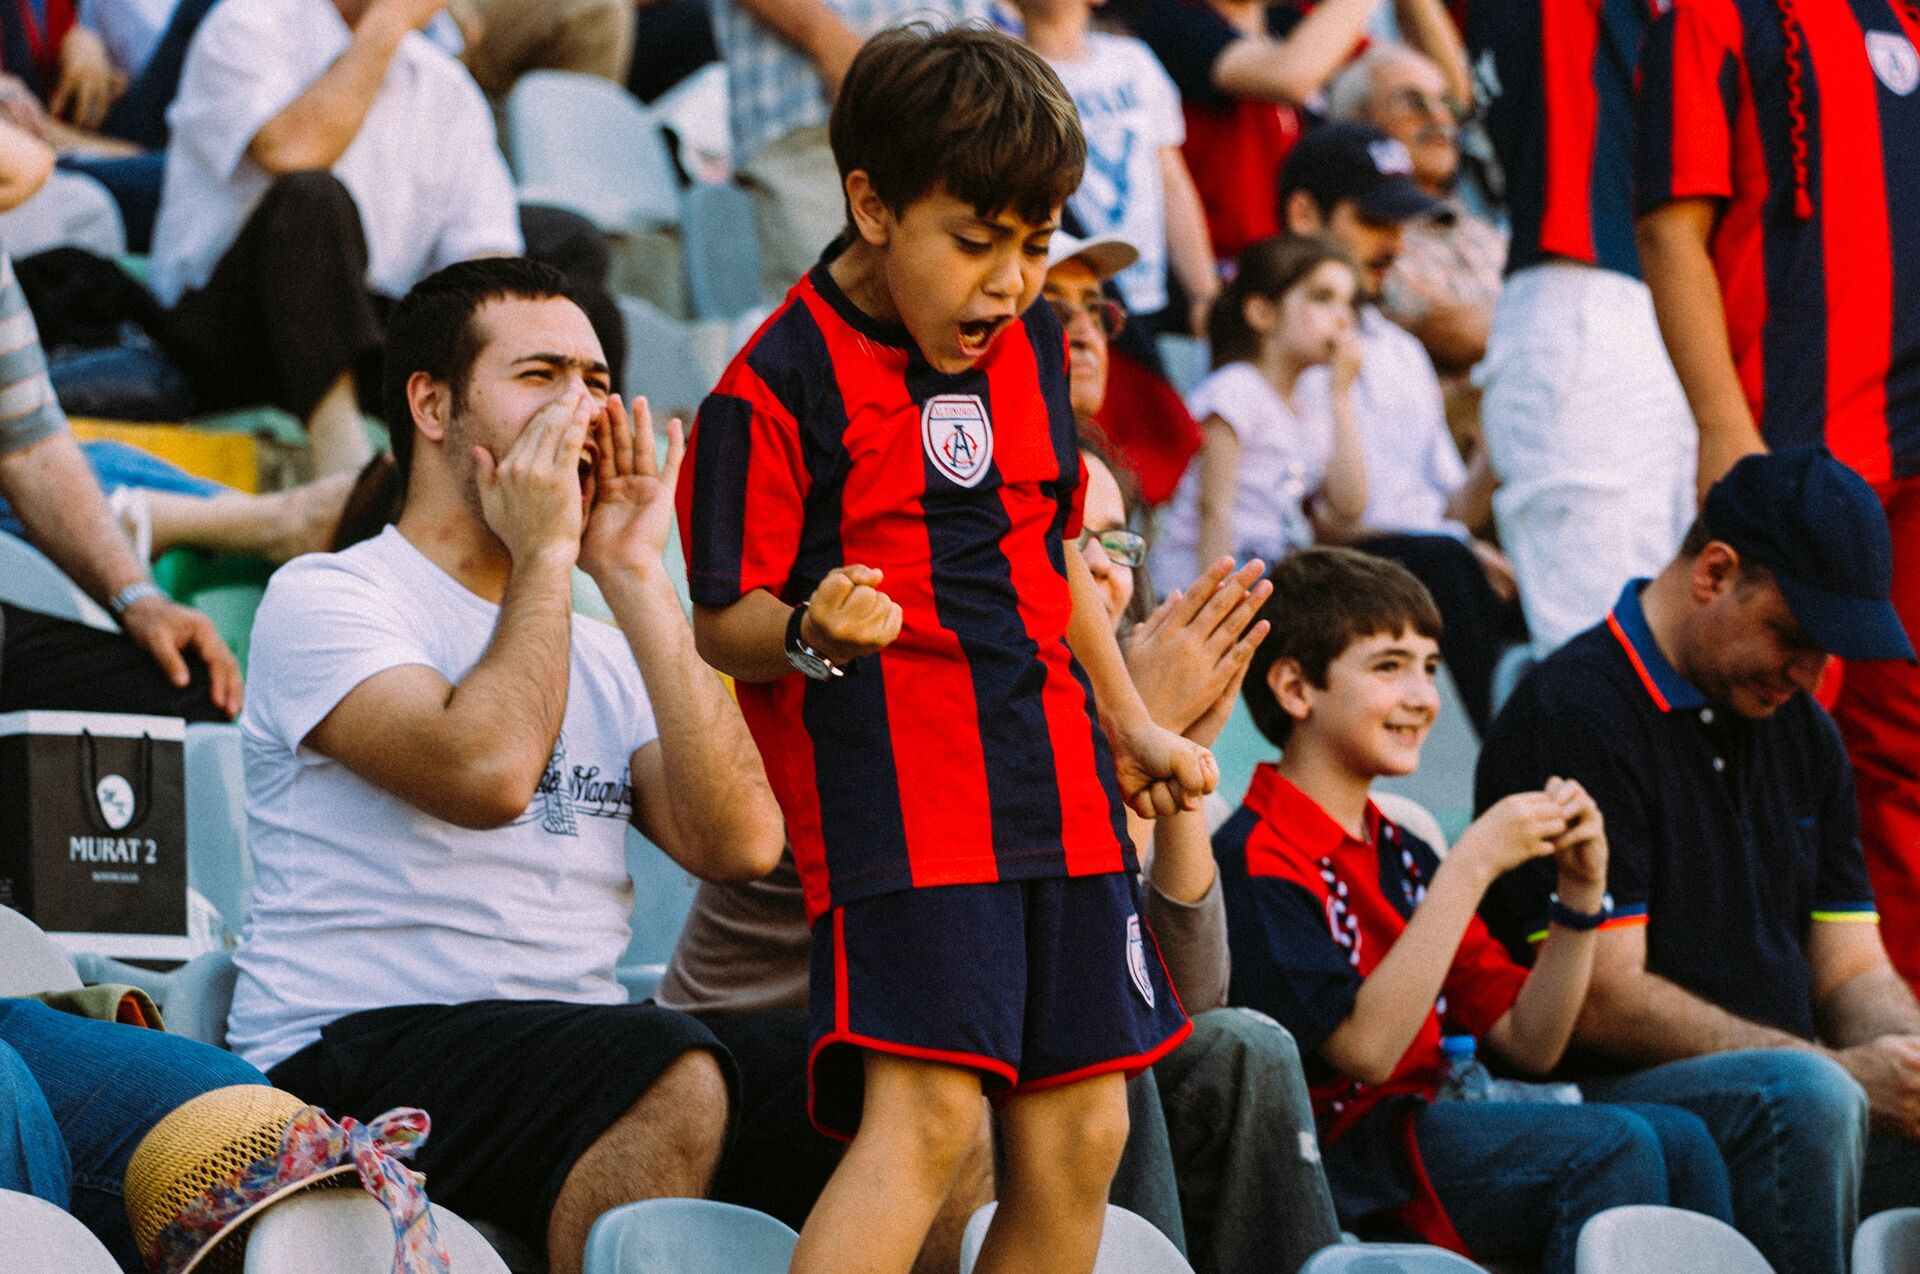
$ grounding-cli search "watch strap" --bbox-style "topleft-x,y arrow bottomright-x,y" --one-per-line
784,603 -> 842,680
1547,891 -> 1614,932
107,580 -> 166,621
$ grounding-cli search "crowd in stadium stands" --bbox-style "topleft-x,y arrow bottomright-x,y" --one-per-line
0,1 -> 1917,1273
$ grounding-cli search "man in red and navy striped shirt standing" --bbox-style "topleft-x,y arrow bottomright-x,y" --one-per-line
1636,0 -> 1920,995
1467,0 -> 1697,658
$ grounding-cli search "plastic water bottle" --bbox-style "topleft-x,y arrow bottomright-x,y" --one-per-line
1485,1076 -> 1585,1105
1437,1035 -> 1490,1102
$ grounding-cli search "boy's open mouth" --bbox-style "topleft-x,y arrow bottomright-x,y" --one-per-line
957,317 -> 1005,356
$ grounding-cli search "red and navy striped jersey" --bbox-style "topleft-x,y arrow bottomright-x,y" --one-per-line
676,262 -> 1133,922
1636,0 -> 1920,483
1469,0 -> 1666,279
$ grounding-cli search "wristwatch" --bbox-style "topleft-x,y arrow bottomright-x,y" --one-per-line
784,604 -> 842,680
107,580 -> 166,623
1547,891 -> 1615,932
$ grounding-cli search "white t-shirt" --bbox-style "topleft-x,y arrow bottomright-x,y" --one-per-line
149,0 -> 522,306
1048,33 -> 1182,316
1153,361 -> 1334,589
228,528 -> 659,1073
1329,306 -> 1469,538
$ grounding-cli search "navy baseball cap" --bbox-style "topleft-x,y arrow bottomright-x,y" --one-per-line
1277,123 -> 1453,225
1703,447 -> 1915,663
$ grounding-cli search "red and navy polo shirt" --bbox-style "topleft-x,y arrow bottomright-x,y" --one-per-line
1476,581 -> 1878,1057
1137,0 -> 1310,261
1216,765 -> 1526,1166
1636,0 -> 1920,482
675,260 -> 1133,923
1468,0 -> 1666,279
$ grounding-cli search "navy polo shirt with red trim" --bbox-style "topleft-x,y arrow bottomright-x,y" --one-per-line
675,257 -> 1132,923
1475,581 -> 1876,1053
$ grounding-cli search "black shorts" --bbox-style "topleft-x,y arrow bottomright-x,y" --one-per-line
807,872 -> 1191,1140
267,999 -> 735,1247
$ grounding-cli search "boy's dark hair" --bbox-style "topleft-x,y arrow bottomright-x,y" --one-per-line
1208,235 -> 1358,369
1243,548 -> 1444,748
381,257 -> 586,482
829,24 -> 1085,228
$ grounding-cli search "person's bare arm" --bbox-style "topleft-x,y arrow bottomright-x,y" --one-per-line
1161,147 -> 1219,334
729,0 -> 865,98
1317,331 -> 1369,524
1211,0 -> 1384,105
1635,198 -> 1765,503
1193,415 -> 1241,574
691,563 -> 901,684
0,430 -> 242,714
583,398 -> 784,883
1392,0 -> 1470,106
1806,920 -> 1920,1137
1321,789 -> 1570,1083
1405,302 -> 1490,375
303,394 -> 591,828
1445,444 -> 1494,532
247,0 -> 445,176
0,120 -> 53,210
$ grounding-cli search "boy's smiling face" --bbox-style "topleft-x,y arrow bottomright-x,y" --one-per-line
1275,627 -> 1442,778
841,177 -> 1058,373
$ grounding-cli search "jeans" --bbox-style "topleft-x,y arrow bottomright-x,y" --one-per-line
1111,1066 -> 1187,1253
1155,1008 -> 1343,1274
1414,1097 -> 1731,1274
1581,1049 -> 1868,1274
0,999 -> 264,1272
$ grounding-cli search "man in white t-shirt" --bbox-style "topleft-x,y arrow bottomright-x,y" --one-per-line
148,0 -> 523,476
1279,123 -> 1525,735
233,257 -> 786,1274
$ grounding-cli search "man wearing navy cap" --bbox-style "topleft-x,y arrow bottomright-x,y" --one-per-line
1477,447 -> 1920,1274
1280,122 -> 1521,736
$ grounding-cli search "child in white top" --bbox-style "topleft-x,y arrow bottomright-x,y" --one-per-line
1154,235 -> 1367,589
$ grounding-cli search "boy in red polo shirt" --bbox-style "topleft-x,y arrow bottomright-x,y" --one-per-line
1215,548 -> 1733,1272
677,25 -> 1212,1274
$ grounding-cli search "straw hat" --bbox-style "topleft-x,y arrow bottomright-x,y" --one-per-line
125,1085 -> 445,1274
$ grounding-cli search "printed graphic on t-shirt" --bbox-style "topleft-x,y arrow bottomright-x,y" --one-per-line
516,729 -> 635,835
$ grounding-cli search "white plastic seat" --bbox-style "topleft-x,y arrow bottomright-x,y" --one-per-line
0,1189 -> 121,1272
1575,1205 -> 1773,1273
1300,1245 -> 1492,1272
616,294 -> 720,422
680,183 -> 761,322
959,1203 -> 1194,1273
159,948 -> 236,1048
1855,1206 -> 1920,1274
241,1190 -> 509,1272
504,72 -> 681,232
583,1198 -> 798,1274
0,531 -> 113,629
0,904 -> 82,996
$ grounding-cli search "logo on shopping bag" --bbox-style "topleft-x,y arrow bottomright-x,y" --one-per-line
95,774 -> 135,831
1127,914 -> 1154,1008
921,395 -> 994,488
1868,31 -> 1919,96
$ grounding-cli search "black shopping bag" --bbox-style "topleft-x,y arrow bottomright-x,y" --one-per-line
0,711 -> 188,961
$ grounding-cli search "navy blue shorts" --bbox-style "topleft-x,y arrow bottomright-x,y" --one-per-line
806,872 -> 1191,1140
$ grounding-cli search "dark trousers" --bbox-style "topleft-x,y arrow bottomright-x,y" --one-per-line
0,602 -> 224,721
161,171 -> 388,425
1356,533 -> 1526,735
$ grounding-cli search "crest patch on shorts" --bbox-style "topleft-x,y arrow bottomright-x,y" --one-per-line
1127,913 -> 1155,1008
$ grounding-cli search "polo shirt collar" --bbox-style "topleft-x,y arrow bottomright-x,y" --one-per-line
1605,580 -> 1707,712
1243,762 -> 1381,859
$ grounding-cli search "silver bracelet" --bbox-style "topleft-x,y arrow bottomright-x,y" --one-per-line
107,580 -> 166,621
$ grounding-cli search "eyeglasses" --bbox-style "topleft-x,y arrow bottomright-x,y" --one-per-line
1046,296 -> 1128,339
1077,527 -> 1147,568
1386,87 -> 1465,125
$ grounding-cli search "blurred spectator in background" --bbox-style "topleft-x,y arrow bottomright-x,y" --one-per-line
1280,122 -> 1519,735
149,0 -> 523,477
1325,41 -> 1501,382
1136,0 -> 1466,266
713,0 -> 986,299
1466,0 -> 1693,658
454,0 -> 635,99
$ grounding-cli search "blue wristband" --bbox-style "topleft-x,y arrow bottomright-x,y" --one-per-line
1548,891 -> 1614,932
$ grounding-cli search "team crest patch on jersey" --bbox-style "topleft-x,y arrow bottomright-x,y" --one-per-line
1868,31 -> 1919,96
921,394 -> 994,487
1126,914 -> 1155,1008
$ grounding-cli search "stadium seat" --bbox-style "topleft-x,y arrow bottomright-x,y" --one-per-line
1854,1207 -> 1920,1274
0,1189 -> 120,1273
616,825 -> 701,1003
242,1190 -> 509,1273
0,905 -> 82,995
583,1198 -> 798,1274
0,531 -> 113,629
681,183 -> 762,322
159,949 -> 236,1048
959,1203 -> 1195,1273
503,73 -> 681,233
1575,1206 -> 1773,1273
616,294 -> 720,423
1300,1246 -> 1492,1272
